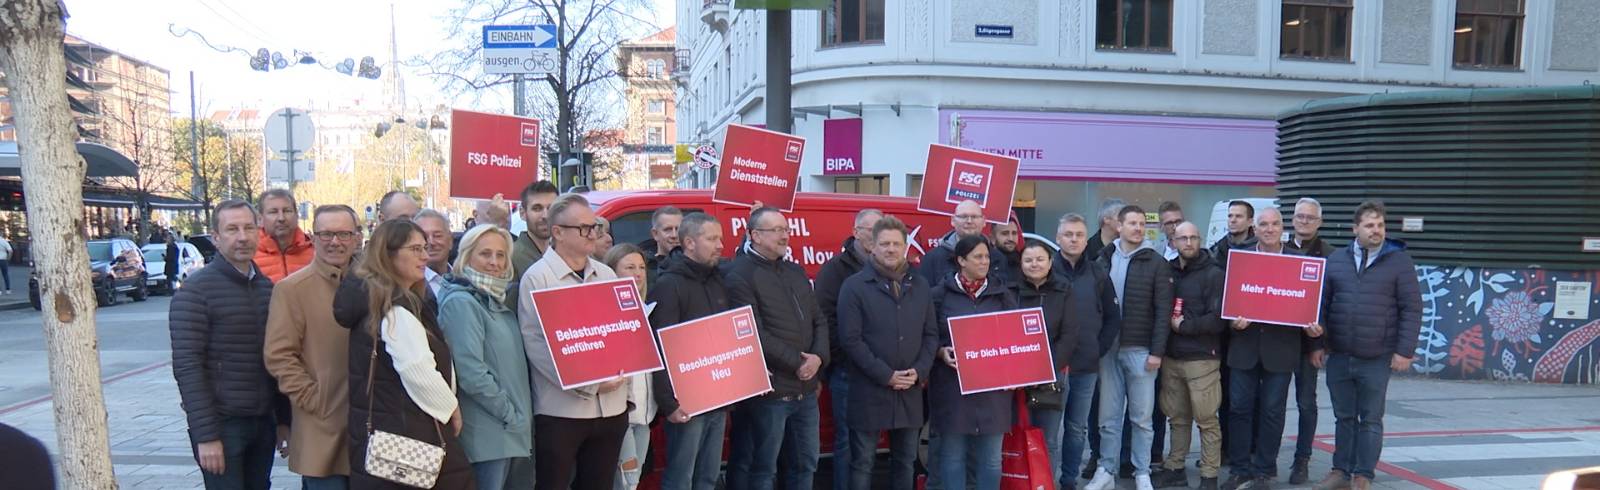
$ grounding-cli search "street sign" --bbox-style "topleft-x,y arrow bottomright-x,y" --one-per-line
267,159 -> 313,183
263,108 -> 314,155
482,25 -> 558,75
694,145 -> 718,169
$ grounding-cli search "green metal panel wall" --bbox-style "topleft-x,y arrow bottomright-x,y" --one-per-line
1277,86 -> 1600,270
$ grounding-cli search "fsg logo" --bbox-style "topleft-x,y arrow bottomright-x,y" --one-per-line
945,159 -> 993,207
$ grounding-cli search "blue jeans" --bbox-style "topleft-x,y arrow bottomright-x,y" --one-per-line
744,396 -> 820,490
726,405 -> 753,490
1060,371 -> 1098,489
617,422 -> 652,490
828,369 -> 853,490
1096,348 -> 1156,476
0,260 -> 10,290
1293,355 -> 1320,461
1226,364 -> 1292,478
1326,354 -> 1393,480
196,415 -> 275,490
473,458 -> 514,490
848,427 -> 918,490
299,475 -> 347,490
663,410 -> 728,490
1029,407 -> 1064,483
933,433 -> 1002,490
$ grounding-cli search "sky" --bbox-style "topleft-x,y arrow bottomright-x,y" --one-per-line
62,0 -> 676,118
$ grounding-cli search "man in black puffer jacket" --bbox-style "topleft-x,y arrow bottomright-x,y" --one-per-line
1050,213 -> 1122,490
1151,222 -> 1226,490
812,208 -> 882,490
649,212 -> 735,490
169,199 -> 290,488
723,207 -> 830,490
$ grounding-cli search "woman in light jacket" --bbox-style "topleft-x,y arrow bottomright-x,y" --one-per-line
334,219 -> 474,489
603,243 -> 657,490
437,224 -> 534,489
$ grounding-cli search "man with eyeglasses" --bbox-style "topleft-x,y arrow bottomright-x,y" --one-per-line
171,199 -> 290,489
917,200 -> 1011,289
1156,202 -> 1185,261
414,209 -> 456,298
723,206 -> 830,490
1282,197 -> 1333,484
265,204 -> 364,489
1150,222 -> 1225,490
519,193 -> 631,490
813,208 -> 883,490
254,189 -> 314,283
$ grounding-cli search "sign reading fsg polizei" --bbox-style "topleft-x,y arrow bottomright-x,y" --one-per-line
1220,249 -> 1327,327
449,109 -> 541,200
947,307 -> 1057,395
527,277 -> 665,390
655,306 -> 773,416
917,144 -> 1020,225
713,124 -> 806,212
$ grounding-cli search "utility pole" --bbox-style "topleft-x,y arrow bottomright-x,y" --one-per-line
765,9 -> 791,134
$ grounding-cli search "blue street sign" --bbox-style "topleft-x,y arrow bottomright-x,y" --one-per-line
483,25 -> 557,49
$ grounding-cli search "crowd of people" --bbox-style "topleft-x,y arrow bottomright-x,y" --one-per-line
168,182 -> 1422,490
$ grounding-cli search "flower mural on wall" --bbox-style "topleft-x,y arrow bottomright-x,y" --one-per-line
1487,291 -> 1546,347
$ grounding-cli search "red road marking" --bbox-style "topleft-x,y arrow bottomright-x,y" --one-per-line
1309,439 -> 1459,490
0,360 -> 171,416
1291,425 -> 1600,440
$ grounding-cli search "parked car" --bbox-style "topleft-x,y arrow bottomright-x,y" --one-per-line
28,237 -> 148,310
185,234 -> 219,264
140,242 -> 204,294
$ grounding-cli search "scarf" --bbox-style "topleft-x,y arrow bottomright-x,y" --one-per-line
956,273 -> 987,300
460,265 -> 512,303
872,259 -> 909,298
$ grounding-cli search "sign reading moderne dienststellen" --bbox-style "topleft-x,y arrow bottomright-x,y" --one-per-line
713,124 -> 806,212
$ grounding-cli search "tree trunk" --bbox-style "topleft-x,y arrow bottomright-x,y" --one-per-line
0,1 -> 119,488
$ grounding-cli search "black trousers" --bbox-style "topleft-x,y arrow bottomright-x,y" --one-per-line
534,413 -> 629,490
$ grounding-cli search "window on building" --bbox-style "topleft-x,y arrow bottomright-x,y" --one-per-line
906,174 -> 924,198
648,99 -> 666,114
1453,0 -> 1523,69
645,59 -> 666,78
1095,0 -> 1173,51
834,175 -> 889,195
822,0 -> 886,47
647,126 -> 664,145
1281,0 -> 1354,60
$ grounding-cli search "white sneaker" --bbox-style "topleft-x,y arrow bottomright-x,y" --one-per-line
1135,474 -> 1155,490
1085,468 -> 1116,490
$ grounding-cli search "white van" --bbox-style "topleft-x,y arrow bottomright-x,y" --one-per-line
1204,198 -> 1279,248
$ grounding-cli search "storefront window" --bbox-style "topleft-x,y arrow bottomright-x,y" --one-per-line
834,175 -> 889,195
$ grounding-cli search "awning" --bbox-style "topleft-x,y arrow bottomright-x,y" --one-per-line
0,140 -> 139,178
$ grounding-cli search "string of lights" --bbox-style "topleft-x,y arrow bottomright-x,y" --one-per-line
167,24 -> 382,79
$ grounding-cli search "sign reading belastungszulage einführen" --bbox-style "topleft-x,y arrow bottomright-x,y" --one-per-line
1220,249 -> 1327,327
656,306 -> 773,416
527,278 -> 665,389
946,307 -> 1057,395
713,124 -> 806,212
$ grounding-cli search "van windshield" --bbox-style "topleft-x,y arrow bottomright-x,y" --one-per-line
87,242 -> 113,262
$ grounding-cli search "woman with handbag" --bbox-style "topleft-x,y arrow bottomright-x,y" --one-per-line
334,219 -> 475,489
602,243 -> 656,490
928,235 -> 1018,490
1011,239 -> 1080,484
436,224 -> 534,489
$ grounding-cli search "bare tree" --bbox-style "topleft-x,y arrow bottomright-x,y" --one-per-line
104,81 -> 177,244
0,1 -> 119,488
420,0 -> 654,187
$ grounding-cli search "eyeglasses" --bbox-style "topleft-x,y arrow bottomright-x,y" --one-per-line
753,226 -> 791,235
401,244 -> 428,256
1173,236 -> 1201,243
1294,214 -> 1322,222
556,223 -> 603,237
954,214 -> 984,222
314,231 -> 361,242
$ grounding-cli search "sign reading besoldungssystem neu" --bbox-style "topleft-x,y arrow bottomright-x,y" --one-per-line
527,277 -> 665,389
713,124 -> 806,212
1219,249 -> 1327,327
655,306 -> 773,416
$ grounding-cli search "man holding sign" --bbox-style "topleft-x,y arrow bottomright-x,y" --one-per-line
647,212 -> 735,490
1219,208 -> 1325,490
518,193 -> 633,490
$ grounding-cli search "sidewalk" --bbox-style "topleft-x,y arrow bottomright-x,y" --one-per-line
0,264 -> 27,311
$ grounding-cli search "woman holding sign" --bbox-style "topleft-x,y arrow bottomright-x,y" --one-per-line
435,224 -> 534,489
929,235 -> 1019,490
603,243 -> 657,490
1010,239 -> 1079,483
333,220 -> 474,489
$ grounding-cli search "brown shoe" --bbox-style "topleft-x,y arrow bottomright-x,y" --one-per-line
1351,475 -> 1372,490
1312,469 -> 1351,490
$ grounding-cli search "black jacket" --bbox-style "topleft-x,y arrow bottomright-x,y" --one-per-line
928,277 -> 1017,435
1224,247 -> 1321,373
638,238 -> 675,290
1210,231 -> 1258,269
723,244 -> 830,398
1051,254 -> 1121,373
1167,251 -> 1226,360
1287,235 -> 1335,258
168,260 -> 288,443
1322,239 -> 1423,360
815,237 -> 869,373
1097,242 -> 1175,356
1011,275 -> 1078,375
647,252 -> 733,416
836,264 -> 939,431
917,231 -> 1012,291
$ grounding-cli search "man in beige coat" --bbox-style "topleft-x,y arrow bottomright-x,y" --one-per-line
265,204 -> 363,489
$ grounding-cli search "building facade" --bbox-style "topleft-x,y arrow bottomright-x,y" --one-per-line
618,27 -> 680,189
674,0 -> 1595,231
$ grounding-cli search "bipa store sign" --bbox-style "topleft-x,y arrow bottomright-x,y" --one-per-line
822,118 -> 862,175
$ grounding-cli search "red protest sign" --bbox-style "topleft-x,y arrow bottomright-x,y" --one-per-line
1220,249 -> 1327,326
450,109 -> 542,200
527,277 -> 664,389
655,306 -> 773,416
946,307 -> 1056,395
713,124 -> 805,212
917,144 -> 1020,225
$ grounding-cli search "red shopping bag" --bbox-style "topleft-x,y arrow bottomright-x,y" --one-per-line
1001,390 -> 1055,490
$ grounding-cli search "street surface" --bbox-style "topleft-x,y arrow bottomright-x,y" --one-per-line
1,296 -> 1597,489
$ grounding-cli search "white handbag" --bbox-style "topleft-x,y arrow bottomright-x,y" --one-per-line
362,307 -> 447,488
